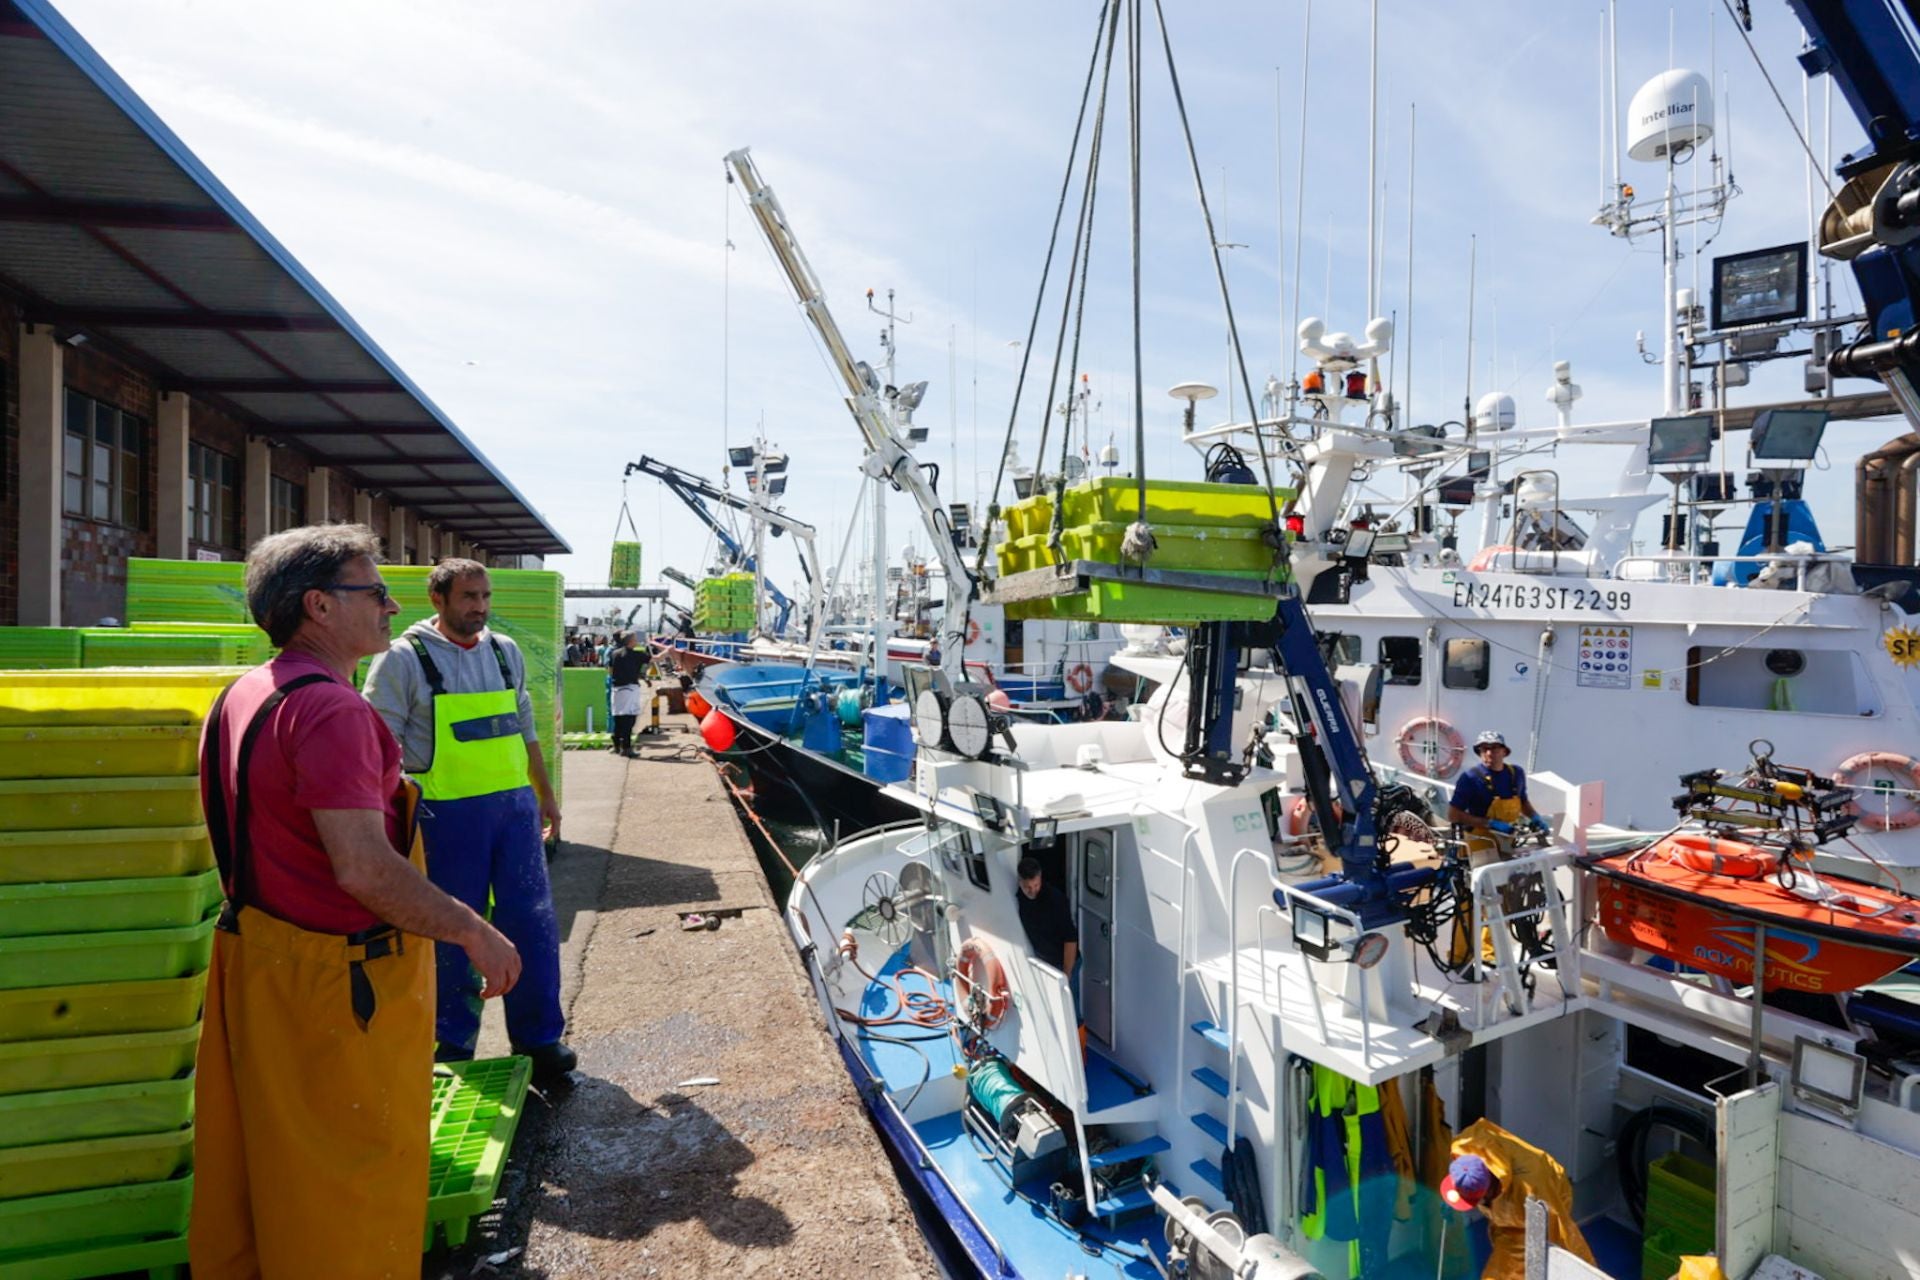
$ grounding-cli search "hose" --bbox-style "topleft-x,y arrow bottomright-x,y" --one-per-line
1615,1103 -> 1715,1229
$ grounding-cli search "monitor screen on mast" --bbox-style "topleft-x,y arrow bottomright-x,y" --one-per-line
1647,415 -> 1715,468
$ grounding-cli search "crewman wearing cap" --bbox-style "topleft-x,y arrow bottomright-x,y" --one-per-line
1446,731 -> 1548,865
1442,1117 -> 1595,1280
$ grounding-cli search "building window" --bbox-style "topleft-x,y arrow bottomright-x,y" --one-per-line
62,389 -> 147,527
270,474 -> 305,533
189,442 -> 241,549
1442,638 -> 1490,690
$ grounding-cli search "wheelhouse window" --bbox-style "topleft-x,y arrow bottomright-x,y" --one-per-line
1380,636 -> 1422,686
269,474 -> 305,533
1442,638 -> 1489,690
189,442 -> 241,550
63,390 -> 147,527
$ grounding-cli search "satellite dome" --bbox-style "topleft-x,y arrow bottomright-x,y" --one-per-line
1626,69 -> 1713,163
1474,392 -> 1517,432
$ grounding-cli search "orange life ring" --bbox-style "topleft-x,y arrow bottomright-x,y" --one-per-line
1284,795 -> 1344,836
955,938 -> 1010,1029
1662,833 -> 1776,879
1065,663 -> 1094,695
1834,752 -> 1920,831
966,618 -> 982,646
1468,545 -> 1514,572
1396,716 -> 1466,778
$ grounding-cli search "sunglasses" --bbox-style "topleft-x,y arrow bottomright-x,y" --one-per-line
328,582 -> 393,606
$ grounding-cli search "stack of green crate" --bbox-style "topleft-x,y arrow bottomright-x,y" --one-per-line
0,629 -> 86,671
81,631 -> 249,670
693,573 -> 755,634
994,477 -> 1295,624
124,560 -> 566,812
608,541 -> 642,590
0,669 -> 237,1278
1640,1152 -> 1716,1280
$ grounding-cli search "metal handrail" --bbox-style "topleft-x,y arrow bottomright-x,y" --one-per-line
1273,882 -> 1367,1058
1466,847 -> 1578,1022
1225,847 -> 1279,1150
1032,956 -> 1097,1223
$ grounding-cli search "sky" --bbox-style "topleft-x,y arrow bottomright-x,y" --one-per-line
50,0 -> 1889,606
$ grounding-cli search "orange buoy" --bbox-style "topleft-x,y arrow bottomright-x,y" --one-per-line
699,709 -> 737,752
685,690 -> 712,720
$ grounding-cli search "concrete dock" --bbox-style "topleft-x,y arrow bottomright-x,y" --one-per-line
441,700 -> 938,1278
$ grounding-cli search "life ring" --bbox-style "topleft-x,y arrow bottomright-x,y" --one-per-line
955,938 -> 1010,1029
1284,795 -> 1344,836
1395,716 -> 1466,778
1662,833 -> 1776,879
1834,752 -> 1920,831
966,618 -> 982,646
1065,663 -> 1094,695
1467,545 -> 1514,572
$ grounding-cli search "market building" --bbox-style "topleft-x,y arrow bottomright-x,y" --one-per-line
0,0 -> 567,627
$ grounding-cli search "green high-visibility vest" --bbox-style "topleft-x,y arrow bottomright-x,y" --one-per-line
406,634 -> 529,801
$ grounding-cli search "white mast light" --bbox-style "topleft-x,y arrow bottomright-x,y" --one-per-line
1625,69 -> 1714,164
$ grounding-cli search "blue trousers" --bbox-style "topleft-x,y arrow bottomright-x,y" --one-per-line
418,786 -> 564,1055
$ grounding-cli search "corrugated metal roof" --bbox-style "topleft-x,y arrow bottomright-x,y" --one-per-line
0,0 -> 568,555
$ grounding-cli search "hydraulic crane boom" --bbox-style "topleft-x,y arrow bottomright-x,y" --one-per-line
724,147 -> 973,683
625,456 -> 822,640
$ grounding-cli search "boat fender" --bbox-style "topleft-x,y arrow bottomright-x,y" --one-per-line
1834,752 -> 1920,831
1664,834 -> 1775,879
1065,663 -> 1095,695
1395,716 -> 1466,778
955,938 -> 1010,1029
1467,545 -> 1514,572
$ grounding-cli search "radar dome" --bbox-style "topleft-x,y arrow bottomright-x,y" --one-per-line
1626,69 -> 1713,163
1474,392 -> 1517,432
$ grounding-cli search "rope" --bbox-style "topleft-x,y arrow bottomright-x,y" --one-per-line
1127,0 -> 1148,549
610,478 -> 641,544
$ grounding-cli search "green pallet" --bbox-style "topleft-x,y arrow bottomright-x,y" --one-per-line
426,1056 -> 532,1249
0,1176 -> 191,1276
0,1128 -> 194,1200
0,1027 -> 202,1097
0,915 -> 217,992
0,1077 -> 195,1148
0,826 -> 213,887
0,870 -> 222,939
0,972 -> 208,1043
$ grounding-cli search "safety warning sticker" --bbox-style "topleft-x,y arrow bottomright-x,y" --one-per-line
1577,625 -> 1632,690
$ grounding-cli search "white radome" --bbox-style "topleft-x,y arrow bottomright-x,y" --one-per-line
1626,68 -> 1714,163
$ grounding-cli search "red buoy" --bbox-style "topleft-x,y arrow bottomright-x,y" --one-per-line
686,690 -> 712,720
699,709 -> 737,752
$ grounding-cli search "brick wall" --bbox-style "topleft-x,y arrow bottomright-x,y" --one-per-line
0,302 -> 18,626
61,343 -> 157,625
187,401 -> 247,563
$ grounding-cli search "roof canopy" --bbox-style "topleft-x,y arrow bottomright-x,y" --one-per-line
0,0 -> 568,556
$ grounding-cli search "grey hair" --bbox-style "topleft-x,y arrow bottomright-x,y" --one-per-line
245,523 -> 384,647
428,557 -> 489,600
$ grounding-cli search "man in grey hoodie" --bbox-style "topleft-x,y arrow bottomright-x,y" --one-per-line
363,559 -> 574,1083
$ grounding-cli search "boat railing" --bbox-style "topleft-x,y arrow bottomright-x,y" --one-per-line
1148,805 -> 1206,1150
1465,847 -> 1582,1025
1607,550 -> 1840,585
1226,846 -> 1284,1150
1272,881 -> 1371,1065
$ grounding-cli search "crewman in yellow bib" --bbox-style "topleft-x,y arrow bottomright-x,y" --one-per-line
1442,1117 -> 1595,1280
1447,731 -> 1548,865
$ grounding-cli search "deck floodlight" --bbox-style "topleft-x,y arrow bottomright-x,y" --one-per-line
1791,1037 -> 1866,1119
896,381 -> 929,412
855,361 -> 880,393
906,424 -> 930,446
728,446 -> 756,469
1291,899 -> 1335,961
762,452 -> 790,474
1029,816 -> 1058,842
1647,415 -> 1715,469
767,475 -> 788,496
970,791 -> 1006,829
1011,472 -> 1035,500
1749,407 -> 1828,462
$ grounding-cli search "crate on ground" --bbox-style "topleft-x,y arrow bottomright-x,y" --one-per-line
0,725 -> 200,781
0,1176 -> 191,1278
0,776 -> 202,832
426,1055 -> 533,1249
1642,1151 -> 1715,1277
0,972 -> 209,1043
0,868 -> 221,937
0,826 -> 212,886
0,1027 -> 202,1097
0,1077 -> 195,1149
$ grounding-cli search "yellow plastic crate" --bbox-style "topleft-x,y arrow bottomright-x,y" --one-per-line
0,1129 -> 194,1200
0,826 -> 212,886
997,525 -> 1283,578
1004,579 -> 1282,626
0,1027 -> 202,1097
0,972 -> 208,1043
0,777 -> 202,832
0,916 -> 217,991
0,670 -> 241,727
1060,476 -> 1296,528
0,868 -> 222,937
0,1077 -> 195,1148
0,726 -> 199,780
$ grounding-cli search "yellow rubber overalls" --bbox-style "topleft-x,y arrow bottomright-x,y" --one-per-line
190,673 -> 435,1279
1451,1117 -> 1595,1280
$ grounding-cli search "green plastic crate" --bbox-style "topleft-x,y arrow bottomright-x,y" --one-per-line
0,670 -> 239,727
0,1077 -> 195,1148
0,915 -> 217,991
0,1176 -> 191,1272
1004,578 -> 1284,626
0,972 -> 208,1043
0,869 -> 223,938
0,1128 -> 193,1199
1060,476 -> 1297,528
426,1055 -> 532,1248
1643,1151 -> 1716,1275
0,776 -> 202,832
0,628 -> 85,671
81,631 -> 246,669
0,825 -> 213,886
0,725 -> 200,781
0,1027 -> 202,1097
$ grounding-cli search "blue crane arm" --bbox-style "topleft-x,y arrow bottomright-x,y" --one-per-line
626,456 -> 795,630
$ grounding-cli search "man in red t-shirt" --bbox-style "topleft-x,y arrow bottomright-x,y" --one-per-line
190,524 -> 520,1280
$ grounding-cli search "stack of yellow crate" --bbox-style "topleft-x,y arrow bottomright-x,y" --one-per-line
0,669 -> 239,1278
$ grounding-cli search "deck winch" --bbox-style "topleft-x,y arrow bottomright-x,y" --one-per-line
962,1058 -> 1067,1187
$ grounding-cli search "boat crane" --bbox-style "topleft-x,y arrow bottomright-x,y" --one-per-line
623,454 -> 822,640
